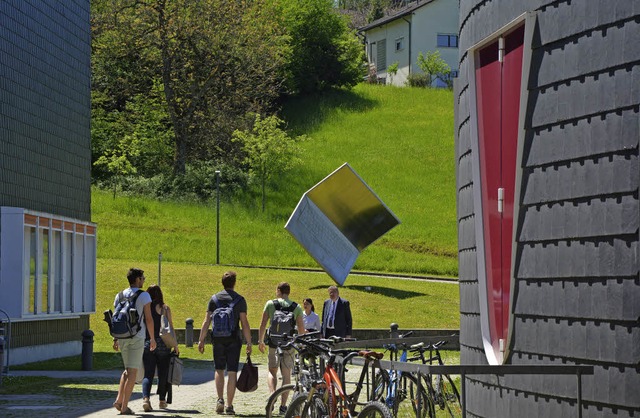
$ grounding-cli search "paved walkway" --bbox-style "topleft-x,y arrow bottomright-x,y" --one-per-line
1,361 -> 276,418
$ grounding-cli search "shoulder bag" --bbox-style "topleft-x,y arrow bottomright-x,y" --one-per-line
168,352 -> 183,385
159,305 -> 178,349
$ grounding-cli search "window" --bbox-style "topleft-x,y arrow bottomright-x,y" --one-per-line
1,207 -> 97,318
395,37 -> 404,52
437,34 -> 458,48
376,39 -> 387,72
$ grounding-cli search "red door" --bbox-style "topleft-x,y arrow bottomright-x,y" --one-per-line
475,25 -> 524,359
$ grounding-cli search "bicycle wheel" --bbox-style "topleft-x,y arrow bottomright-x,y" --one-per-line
285,392 -> 327,418
266,384 -> 297,417
372,368 -> 390,402
393,373 -> 431,418
439,375 -> 461,417
359,400 -> 394,418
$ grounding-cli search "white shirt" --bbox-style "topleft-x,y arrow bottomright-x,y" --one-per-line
303,311 -> 321,331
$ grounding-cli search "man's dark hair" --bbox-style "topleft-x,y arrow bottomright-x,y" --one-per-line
222,271 -> 237,289
277,282 -> 291,296
127,268 -> 144,285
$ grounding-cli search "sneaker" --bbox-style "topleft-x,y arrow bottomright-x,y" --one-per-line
216,398 -> 225,414
225,405 -> 235,415
142,399 -> 152,412
279,405 -> 288,415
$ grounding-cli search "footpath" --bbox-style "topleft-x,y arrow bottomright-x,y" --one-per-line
0,361 -> 274,418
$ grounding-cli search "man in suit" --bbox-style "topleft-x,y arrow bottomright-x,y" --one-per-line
321,285 -> 352,338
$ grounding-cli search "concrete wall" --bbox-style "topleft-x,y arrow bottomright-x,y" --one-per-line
455,1 -> 639,417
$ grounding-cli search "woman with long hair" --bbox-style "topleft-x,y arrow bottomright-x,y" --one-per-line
141,284 -> 178,412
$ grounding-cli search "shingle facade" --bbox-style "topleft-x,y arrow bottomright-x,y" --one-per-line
455,1 -> 639,416
0,1 -> 92,363
0,0 -> 91,219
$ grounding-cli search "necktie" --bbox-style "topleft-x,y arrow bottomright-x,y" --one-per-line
329,301 -> 336,328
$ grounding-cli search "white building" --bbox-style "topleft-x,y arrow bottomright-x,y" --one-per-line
358,0 -> 459,87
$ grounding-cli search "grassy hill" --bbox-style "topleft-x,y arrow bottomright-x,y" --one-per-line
94,84 -> 457,276
90,84 -> 459,352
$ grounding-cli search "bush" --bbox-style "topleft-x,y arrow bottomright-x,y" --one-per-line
102,161 -> 250,203
406,73 -> 431,88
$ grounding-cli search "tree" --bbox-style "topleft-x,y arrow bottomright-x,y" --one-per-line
416,50 -> 451,87
280,0 -> 364,95
232,114 -> 306,212
91,0 -> 290,176
387,61 -> 399,84
93,135 -> 140,199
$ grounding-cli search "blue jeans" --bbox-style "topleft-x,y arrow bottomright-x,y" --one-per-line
142,339 -> 171,400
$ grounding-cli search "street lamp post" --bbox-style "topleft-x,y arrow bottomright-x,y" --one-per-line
215,170 -> 220,264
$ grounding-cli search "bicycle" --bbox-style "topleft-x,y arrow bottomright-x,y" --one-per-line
408,340 -> 461,417
266,331 -> 325,417
284,336 -> 393,418
376,331 -> 432,418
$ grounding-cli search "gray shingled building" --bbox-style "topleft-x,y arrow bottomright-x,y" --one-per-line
455,0 -> 639,416
0,1 -> 95,365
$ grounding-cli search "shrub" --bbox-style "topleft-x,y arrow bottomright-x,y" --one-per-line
105,161 -> 250,203
406,73 -> 431,88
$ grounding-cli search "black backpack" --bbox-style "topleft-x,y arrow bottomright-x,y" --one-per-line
109,289 -> 143,339
267,300 -> 298,348
211,295 -> 242,338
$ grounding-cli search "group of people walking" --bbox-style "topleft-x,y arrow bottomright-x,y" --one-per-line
110,268 -> 352,415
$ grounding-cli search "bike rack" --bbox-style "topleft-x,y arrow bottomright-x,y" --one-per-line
348,357 -> 594,418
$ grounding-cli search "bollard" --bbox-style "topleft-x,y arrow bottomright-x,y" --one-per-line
0,335 -> 4,386
185,318 -> 194,347
81,330 -> 94,371
390,323 -> 399,339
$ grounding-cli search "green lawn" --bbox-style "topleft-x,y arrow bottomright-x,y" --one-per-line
88,84 -> 460,356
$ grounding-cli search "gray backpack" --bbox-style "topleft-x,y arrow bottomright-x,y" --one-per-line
267,300 -> 298,348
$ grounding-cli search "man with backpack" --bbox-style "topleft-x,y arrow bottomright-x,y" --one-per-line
112,268 -> 155,415
258,282 -> 305,415
198,271 -> 252,415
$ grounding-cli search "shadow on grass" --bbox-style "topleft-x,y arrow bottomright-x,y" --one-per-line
282,88 -> 379,136
309,284 -> 426,299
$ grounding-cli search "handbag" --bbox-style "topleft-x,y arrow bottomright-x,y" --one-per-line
236,355 -> 258,392
168,353 -> 184,385
159,306 -> 178,349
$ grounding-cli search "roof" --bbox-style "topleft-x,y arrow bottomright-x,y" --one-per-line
358,0 -> 437,31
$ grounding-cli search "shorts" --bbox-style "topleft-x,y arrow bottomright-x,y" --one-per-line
268,346 -> 294,370
213,337 -> 242,372
119,336 -> 145,370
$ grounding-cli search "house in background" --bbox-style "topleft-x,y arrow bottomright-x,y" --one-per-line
0,1 -> 95,366
358,0 -> 459,87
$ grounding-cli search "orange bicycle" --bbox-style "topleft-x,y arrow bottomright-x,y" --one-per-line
285,337 -> 392,418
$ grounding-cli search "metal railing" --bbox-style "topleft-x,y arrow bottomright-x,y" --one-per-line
339,336 -> 594,418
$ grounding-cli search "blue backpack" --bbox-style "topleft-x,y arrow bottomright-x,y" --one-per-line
211,295 -> 242,338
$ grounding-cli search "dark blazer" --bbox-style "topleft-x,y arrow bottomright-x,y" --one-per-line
321,297 -> 352,338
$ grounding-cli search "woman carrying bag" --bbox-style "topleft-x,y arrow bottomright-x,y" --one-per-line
142,285 -> 179,412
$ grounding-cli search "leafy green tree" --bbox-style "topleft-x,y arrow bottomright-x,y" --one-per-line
91,0 -> 290,176
280,0 -> 364,95
232,114 -> 306,212
416,50 -> 451,87
93,135 -> 140,198
387,61 -> 399,84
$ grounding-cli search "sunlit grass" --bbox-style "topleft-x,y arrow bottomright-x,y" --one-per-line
93,83 -> 457,277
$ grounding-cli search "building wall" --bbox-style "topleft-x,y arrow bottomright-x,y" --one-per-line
455,1 -> 639,417
363,0 -> 459,86
0,1 -> 92,363
0,1 -> 91,220
410,0 -> 459,76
